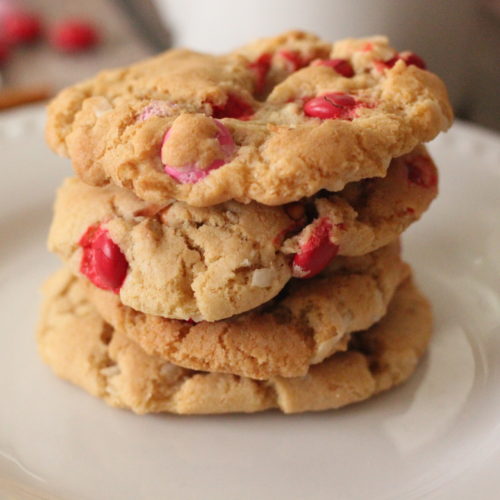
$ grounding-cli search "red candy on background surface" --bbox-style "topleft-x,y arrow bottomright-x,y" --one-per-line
212,94 -> 253,120
50,19 -> 99,53
304,92 -> 358,120
292,218 -> 339,278
79,225 -> 128,293
315,58 -> 354,78
406,156 -> 438,188
248,53 -> 272,94
0,41 -> 9,64
2,10 -> 41,44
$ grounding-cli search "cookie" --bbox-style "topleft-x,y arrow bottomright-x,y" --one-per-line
83,242 -> 409,379
46,30 -> 452,207
37,268 -> 432,414
48,178 -> 293,322
48,147 -> 436,321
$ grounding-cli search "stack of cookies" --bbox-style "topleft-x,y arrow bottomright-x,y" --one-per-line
38,31 -> 453,414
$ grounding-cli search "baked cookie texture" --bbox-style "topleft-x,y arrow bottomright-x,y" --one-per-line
46,30 -> 452,207
48,177 -> 293,322
83,243 -> 409,379
38,267 -> 432,414
48,147 -> 437,321
38,29 -> 446,416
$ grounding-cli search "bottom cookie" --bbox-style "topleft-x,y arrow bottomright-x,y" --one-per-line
37,269 -> 432,414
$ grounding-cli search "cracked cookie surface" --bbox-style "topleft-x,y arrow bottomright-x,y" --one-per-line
37,268 -> 431,414
83,243 -> 409,379
48,177 -> 293,322
48,146 -> 436,321
46,30 -> 452,207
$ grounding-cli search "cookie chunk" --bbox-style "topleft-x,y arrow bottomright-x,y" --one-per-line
38,268 -> 432,414
282,145 -> 438,259
82,243 -> 409,379
48,147 -> 436,321
46,31 -> 452,207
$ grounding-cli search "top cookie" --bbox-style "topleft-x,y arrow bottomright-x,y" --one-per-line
46,30 -> 452,207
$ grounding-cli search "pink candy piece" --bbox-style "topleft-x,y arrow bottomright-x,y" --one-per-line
163,119 -> 235,184
138,100 -> 176,121
164,164 -> 216,184
303,92 -> 358,120
315,58 -> 354,78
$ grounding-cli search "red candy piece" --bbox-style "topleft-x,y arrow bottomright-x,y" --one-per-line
50,19 -> 99,53
292,218 -> 339,278
212,94 -> 253,120
315,58 -> 354,78
384,52 -> 426,70
2,10 -> 41,44
403,53 -> 427,69
249,53 -> 272,94
79,225 -> 128,293
406,156 -> 437,188
277,49 -> 306,72
304,92 -> 358,120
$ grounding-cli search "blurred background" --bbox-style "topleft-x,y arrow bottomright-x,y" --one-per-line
0,0 -> 498,130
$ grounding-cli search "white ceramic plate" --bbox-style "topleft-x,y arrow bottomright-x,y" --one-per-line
0,106 -> 499,500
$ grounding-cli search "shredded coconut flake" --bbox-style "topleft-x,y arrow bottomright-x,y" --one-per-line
160,363 -> 181,378
292,263 -> 309,278
100,365 -> 120,377
311,335 -> 343,364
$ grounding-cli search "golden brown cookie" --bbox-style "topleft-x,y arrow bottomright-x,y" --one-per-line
37,268 -> 432,414
48,147 -> 436,321
83,243 -> 410,379
46,31 -> 452,207
48,178 -> 293,322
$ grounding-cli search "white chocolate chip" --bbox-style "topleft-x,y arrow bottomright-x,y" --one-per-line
311,334 -> 346,364
93,97 -> 113,118
251,268 -> 274,288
